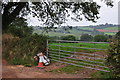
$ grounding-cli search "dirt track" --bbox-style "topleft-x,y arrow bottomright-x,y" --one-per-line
2,59 -> 97,78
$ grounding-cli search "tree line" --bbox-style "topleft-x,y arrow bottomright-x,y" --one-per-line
50,34 -> 112,42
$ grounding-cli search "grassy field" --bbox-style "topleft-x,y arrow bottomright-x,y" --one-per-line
49,42 -> 109,53
77,27 -> 94,31
104,32 -> 116,35
104,27 -> 119,30
33,29 -> 91,39
33,26 -> 119,37
50,42 -> 109,49
104,27 -> 118,35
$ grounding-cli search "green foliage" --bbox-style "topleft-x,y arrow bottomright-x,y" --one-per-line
2,2 -> 101,31
94,35 -> 108,42
80,34 -> 93,41
106,31 -> 120,78
61,35 -> 76,41
7,17 -> 33,38
2,34 -> 48,66
115,31 -> 120,39
8,26 -> 33,38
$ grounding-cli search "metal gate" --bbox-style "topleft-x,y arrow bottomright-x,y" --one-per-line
47,40 -> 110,72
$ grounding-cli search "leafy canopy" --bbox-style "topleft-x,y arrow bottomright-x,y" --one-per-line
7,17 -> 33,38
2,0 -> 113,31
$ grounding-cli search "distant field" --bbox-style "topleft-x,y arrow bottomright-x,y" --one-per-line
77,27 -> 94,31
33,29 -> 91,39
104,32 -> 116,35
104,27 -> 119,30
97,27 -> 118,35
33,26 -> 119,37
97,29 -> 118,32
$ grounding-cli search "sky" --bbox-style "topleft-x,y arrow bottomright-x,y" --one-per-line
27,0 -> 119,26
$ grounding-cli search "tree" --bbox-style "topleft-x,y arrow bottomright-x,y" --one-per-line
2,2 -> 27,31
80,34 -> 93,41
2,0 -> 113,31
94,35 -> 108,42
61,35 -> 76,41
7,17 -> 33,38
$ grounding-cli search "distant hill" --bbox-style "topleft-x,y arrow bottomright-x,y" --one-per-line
85,23 -> 119,29
33,24 -> 119,38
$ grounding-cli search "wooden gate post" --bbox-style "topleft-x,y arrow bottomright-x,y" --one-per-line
46,39 -> 49,57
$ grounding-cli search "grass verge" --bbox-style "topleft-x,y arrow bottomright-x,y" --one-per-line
49,65 -> 83,74
91,71 -> 113,78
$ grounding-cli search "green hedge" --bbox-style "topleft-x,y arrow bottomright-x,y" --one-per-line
106,31 -> 120,78
2,33 -> 48,66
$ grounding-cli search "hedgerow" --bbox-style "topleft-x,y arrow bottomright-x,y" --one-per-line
106,31 -> 120,78
2,33 -> 48,66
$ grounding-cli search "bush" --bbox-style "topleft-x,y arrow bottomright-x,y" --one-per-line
61,35 -> 76,41
94,35 -> 108,42
80,34 -> 93,41
115,31 -> 120,39
2,33 -> 48,66
106,31 -> 120,78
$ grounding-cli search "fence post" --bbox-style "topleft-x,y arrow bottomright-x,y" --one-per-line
46,39 -> 49,57
94,42 -> 95,68
59,36 -> 61,60
74,40 -> 76,57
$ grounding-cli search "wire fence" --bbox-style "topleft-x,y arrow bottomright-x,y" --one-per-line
47,40 -> 110,72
